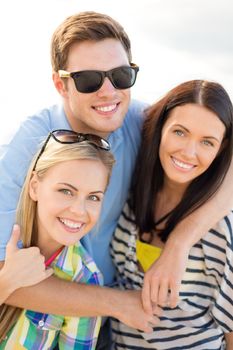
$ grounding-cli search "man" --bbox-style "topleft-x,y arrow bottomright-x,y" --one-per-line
1,11 -> 232,348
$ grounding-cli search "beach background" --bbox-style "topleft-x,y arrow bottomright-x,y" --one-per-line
0,0 -> 232,142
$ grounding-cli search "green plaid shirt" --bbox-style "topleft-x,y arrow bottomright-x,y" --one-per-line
0,242 -> 103,349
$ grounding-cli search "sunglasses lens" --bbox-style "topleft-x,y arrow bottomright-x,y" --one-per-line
53,130 -> 79,143
85,134 -> 110,150
111,67 -> 137,89
52,130 -> 110,150
72,71 -> 103,93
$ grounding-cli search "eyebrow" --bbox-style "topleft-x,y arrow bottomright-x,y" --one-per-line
58,182 -> 104,194
173,124 -> 222,143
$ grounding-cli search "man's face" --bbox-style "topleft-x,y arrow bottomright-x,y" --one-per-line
54,39 -> 132,138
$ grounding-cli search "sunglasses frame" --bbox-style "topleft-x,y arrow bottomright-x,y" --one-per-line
33,129 -> 110,171
58,63 -> 139,93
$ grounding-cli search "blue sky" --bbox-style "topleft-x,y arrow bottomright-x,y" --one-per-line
0,0 -> 232,141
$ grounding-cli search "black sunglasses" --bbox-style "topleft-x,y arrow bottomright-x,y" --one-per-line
33,129 -> 110,170
58,63 -> 139,93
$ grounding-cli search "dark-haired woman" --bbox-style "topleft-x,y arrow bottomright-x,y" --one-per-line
111,80 -> 233,349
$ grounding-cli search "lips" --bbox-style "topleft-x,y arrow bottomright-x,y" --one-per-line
95,104 -> 117,112
171,156 -> 196,171
93,103 -> 119,115
59,218 -> 84,232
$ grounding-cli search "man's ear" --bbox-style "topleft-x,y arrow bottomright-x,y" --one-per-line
52,72 -> 68,97
29,172 -> 39,201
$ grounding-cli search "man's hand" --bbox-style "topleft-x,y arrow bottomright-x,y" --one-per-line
0,225 -> 53,301
142,239 -> 189,313
114,289 -> 162,333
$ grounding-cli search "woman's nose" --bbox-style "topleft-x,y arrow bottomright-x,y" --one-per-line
69,198 -> 86,216
181,140 -> 197,158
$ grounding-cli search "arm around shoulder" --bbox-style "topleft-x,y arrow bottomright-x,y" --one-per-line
142,158 -> 233,311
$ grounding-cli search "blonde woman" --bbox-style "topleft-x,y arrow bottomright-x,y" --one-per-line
0,129 -> 115,349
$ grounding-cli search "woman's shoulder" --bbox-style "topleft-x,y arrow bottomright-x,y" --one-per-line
209,210 -> 233,245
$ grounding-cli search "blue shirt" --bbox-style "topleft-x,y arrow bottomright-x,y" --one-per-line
0,100 -> 146,285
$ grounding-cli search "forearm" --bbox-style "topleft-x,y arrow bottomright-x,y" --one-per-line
167,159 -> 233,249
4,274 -> 120,317
225,332 -> 233,350
1,262 -> 160,332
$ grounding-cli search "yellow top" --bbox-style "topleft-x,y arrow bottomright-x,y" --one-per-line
136,239 -> 162,272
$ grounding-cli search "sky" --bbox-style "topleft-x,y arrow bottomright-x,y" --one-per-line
0,0 -> 232,142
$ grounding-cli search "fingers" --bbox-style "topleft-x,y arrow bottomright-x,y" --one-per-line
19,258 -> 53,288
157,280 -> 169,307
142,275 -> 153,315
169,281 -> 180,308
152,304 -> 163,317
6,224 -> 21,255
142,273 -> 170,311
143,274 -> 179,310
150,275 -> 159,304
141,315 -> 160,333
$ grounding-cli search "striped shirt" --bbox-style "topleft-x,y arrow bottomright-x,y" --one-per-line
110,202 -> 233,349
0,242 -> 103,350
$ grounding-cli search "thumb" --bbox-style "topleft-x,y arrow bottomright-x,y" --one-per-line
6,224 -> 21,255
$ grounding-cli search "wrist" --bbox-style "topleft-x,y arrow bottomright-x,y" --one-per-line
166,234 -> 192,253
0,267 -> 16,303
103,288 -> 125,320
166,215 -> 203,249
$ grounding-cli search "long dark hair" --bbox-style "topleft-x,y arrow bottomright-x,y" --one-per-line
131,80 -> 233,241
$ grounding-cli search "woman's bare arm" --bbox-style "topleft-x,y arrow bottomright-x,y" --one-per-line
225,332 -> 233,350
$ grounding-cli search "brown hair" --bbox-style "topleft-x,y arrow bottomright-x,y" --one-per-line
131,80 -> 233,242
51,11 -> 132,72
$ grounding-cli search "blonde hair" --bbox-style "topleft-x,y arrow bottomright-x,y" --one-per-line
0,139 -> 115,340
51,11 -> 132,72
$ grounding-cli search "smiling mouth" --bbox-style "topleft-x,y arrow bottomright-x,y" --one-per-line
171,156 -> 196,170
59,218 -> 84,232
93,103 -> 119,113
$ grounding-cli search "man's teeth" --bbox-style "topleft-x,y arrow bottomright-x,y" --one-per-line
172,158 -> 194,169
95,104 -> 116,112
60,218 -> 82,229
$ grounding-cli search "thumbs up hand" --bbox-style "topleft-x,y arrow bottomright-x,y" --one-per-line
1,224 -> 53,301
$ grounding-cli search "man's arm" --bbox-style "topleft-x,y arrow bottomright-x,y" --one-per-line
0,112 -> 54,261
1,261 -> 161,333
142,159 -> 233,313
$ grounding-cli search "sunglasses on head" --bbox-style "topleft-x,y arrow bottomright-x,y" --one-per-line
58,63 -> 139,93
33,129 -> 110,170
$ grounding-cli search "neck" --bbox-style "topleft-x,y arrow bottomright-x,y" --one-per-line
36,236 -> 63,261
156,179 -> 187,221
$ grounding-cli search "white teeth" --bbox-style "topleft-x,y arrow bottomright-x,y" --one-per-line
60,218 -> 82,229
95,104 -> 116,112
172,157 -> 194,170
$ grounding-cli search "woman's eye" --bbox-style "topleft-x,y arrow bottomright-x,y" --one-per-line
174,129 -> 184,136
202,140 -> 214,147
88,194 -> 100,202
59,189 -> 73,196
